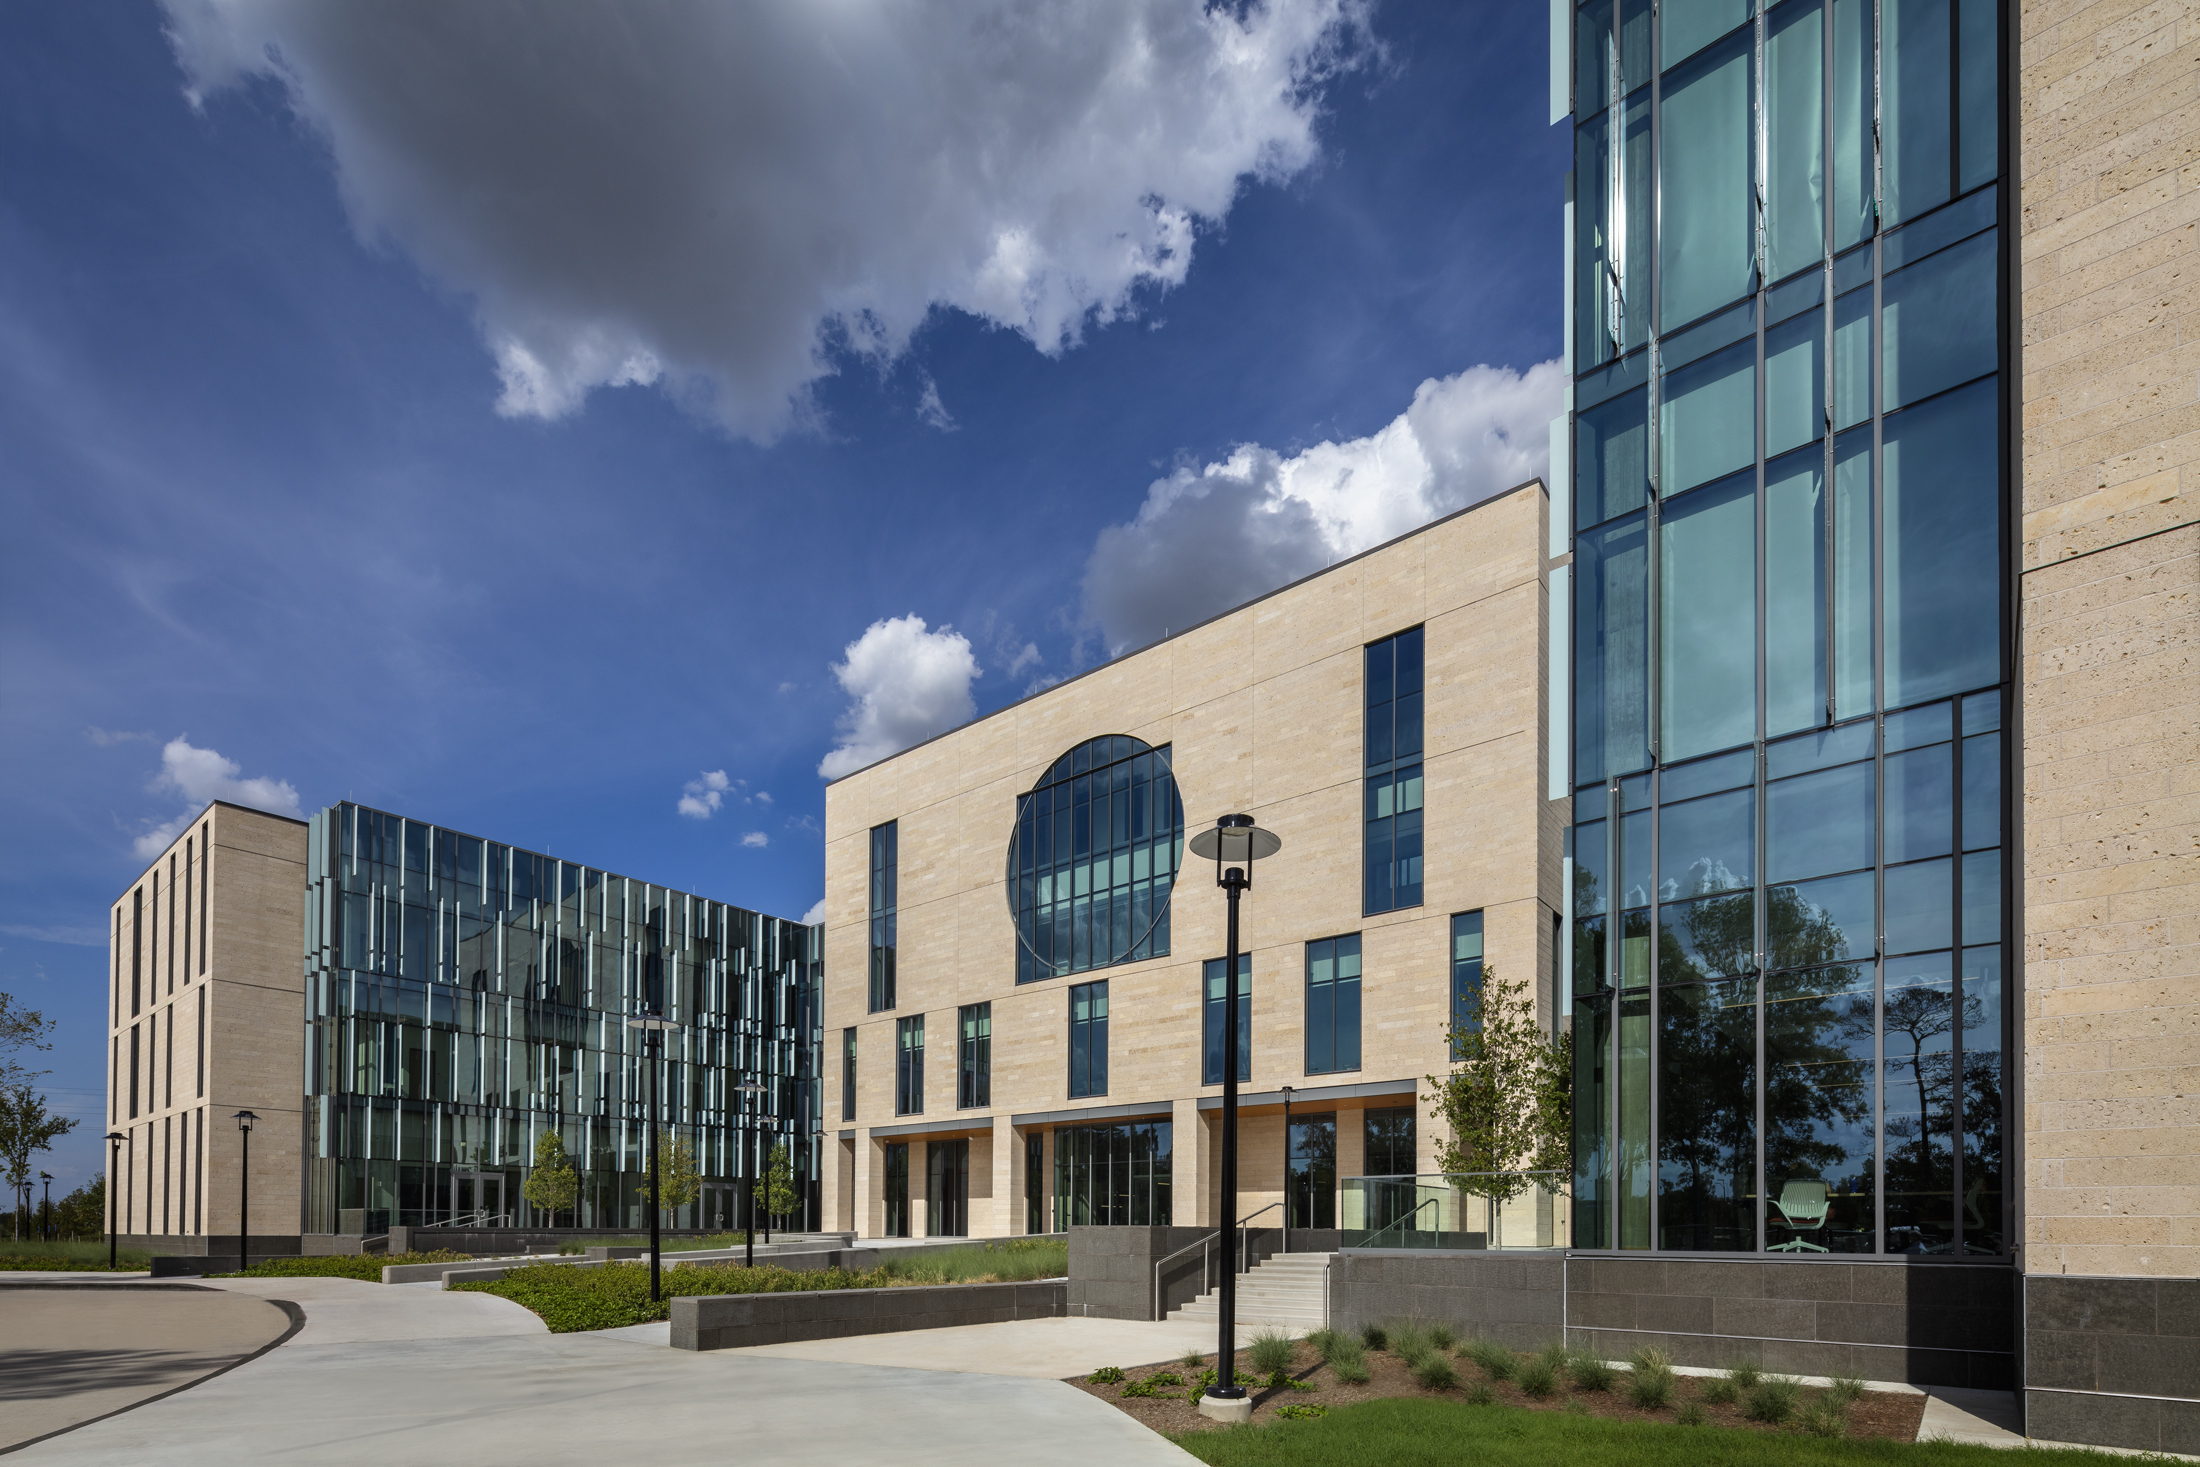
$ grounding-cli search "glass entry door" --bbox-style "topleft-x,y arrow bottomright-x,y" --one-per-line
701,1184 -> 737,1233
452,1171 -> 505,1226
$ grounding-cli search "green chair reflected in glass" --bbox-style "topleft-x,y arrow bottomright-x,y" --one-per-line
1768,1179 -> 1832,1251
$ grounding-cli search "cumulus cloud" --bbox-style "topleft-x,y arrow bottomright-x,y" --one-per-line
161,0 -> 1370,439
740,831 -> 770,849
799,898 -> 826,926
818,615 -> 980,779
135,737 -> 302,858
1081,361 -> 1564,653
678,770 -> 732,819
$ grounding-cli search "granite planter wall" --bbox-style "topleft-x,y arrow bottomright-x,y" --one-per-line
2023,1275 -> 2200,1455
1328,1251 -> 1565,1349
672,1279 -> 1065,1351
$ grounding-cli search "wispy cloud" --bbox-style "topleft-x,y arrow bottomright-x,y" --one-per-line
84,727 -> 152,747
0,924 -> 106,948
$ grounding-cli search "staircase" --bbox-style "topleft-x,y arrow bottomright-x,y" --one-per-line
1170,1251 -> 1331,1331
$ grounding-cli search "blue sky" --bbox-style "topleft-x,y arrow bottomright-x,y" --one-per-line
0,0 -> 1564,1189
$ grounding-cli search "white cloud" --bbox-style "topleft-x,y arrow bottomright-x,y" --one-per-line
1080,361 -> 1564,653
0,924 -> 108,948
135,737 -> 302,858
740,831 -> 770,849
915,375 -> 956,433
818,615 -> 980,779
799,899 -> 826,926
755,792 -> 772,806
678,769 -> 732,819
160,0 -> 1371,440
84,727 -> 152,747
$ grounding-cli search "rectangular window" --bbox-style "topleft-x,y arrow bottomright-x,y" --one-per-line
198,822 -> 209,973
869,822 -> 898,1012
167,854 -> 177,993
131,887 -> 142,1017
196,988 -> 205,1098
958,1003 -> 991,1109
1068,982 -> 1108,1099
1575,388 -> 1650,531
1657,976 -> 1756,1250
883,1142 -> 910,1237
1574,512 -> 1650,784
1659,30 -> 1754,329
895,1015 -> 923,1116
1659,338 -> 1755,497
841,1028 -> 856,1122
927,1137 -> 969,1237
1763,0 -> 1825,283
1304,935 -> 1362,1076
1052,1120 -> 1171,1228
1287,1112 -> 1337,1229
164,1006 -> 173,1109
1202,955 -> 1252,1085
1025,1132 -> 1044,1234
1450,912 -> 1485,1058
183,838 -> 192,986
1884,377 -> 2000,706
112,907 -> 121,1026
1659,470 -> 1757,760
1363,1106 -> 1417,1176
1765,448 -> 1828,737
150,871 -> 159,1002
1364,627 -> 1425,914
129,1025 -> 140,1118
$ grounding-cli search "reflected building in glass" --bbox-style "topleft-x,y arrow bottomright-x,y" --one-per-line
301,803 -> 821,1234
1561,0 -> 2008,1259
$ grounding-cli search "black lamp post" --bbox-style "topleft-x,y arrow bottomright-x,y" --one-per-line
232,1111 -> 258,1272
625,1010 -> 678,1303
40,1172 -> 52,1241
1187,812 -> 1281,1417
732,1079 -> 766,1268
104,1132 -> 123,1268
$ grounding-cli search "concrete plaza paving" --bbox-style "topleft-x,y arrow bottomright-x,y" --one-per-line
9,1276 -> 1202,1465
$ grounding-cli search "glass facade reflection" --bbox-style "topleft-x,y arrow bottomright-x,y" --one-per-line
302,803 -> 820,1233
1566,0 -> 2007,1256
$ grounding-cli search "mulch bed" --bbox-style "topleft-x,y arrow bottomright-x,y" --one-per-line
1067,1339 -> 1930,1440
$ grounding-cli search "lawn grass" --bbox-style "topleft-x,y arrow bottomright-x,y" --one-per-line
212,1251 -> 473,1281
1170,1397 -> 2119,1467
452,1260 -> 886,1331
873,1238 -> 1067,1284
0,1239 -> 152,1270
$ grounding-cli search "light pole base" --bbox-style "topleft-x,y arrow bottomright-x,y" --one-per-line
1197,1393 -> 1252,1424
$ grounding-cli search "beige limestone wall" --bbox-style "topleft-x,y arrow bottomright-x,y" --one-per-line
2019,0 -> 2200,1277
821,485 -> 1559,1238
108,802 -> 308,1241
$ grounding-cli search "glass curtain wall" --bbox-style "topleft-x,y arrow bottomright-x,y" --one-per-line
1567,0 -> 2006,1258
1009,737 -> 1184,983
1053,1120 -> 1172,1228
301,803 -> 821,1233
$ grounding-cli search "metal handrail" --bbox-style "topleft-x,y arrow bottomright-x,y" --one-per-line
1355,1196 -> 1440,1251
1151,1229 -> 1221,1321
1235,1202 -> 1283,1275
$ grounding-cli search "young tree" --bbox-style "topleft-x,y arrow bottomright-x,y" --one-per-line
0,991 -> 56,1093
0,1085 -> 76,1241
56,1175 -> 105,1241
634,1129 -> 700,1222
765,1141 -> 798,1224
522,1130 -> 579,1224
1428,964 -> 1571,1206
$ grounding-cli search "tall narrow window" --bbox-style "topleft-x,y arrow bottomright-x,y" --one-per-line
112,907 -> 121,1025
164,1007 -> 173,1108
129,1025 -> 140,1118
183,839 -> 193,985
958,1003 -> 991,1109
131,886 -> 143,1016
1364,1106 -> 1417,1175
869,823 -> 897,1012
1450,912 -> 1486,1058
1303,935 -> 1362,1075
895,1015 -> 923,1115
198,822 -> 209,973
150,871 -> 159,1001
883,1142 -> 910,1237
1025,1133 -> 1044,1234
195,988 -> 205,1098
840,1028 -> 856,1122
1202,956 -> 1252,1085
1068,983 -> 1108,1099
167,854 -> 177,993
1364,627 -> 1426,914
1287,1112 -> 1337,1229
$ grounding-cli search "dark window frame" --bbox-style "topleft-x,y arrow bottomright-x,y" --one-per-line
1068,982 -> 1108,1099
869,823 -> 898,1012
1303,934 -> 1363,1076
895,1014 -> 924,1116
1364,627 -> 1427,915
958,1003 -> 991,1109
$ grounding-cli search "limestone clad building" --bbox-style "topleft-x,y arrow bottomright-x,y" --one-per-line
819,483 -> 1564,1245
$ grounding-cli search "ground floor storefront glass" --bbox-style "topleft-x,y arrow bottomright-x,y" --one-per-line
1053,1120 -> 1171,1228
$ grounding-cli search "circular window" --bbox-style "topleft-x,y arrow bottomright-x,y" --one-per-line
1005,735 -> 1184,982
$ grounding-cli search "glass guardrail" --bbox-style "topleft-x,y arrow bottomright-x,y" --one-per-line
1339,1173 -> 1570,1250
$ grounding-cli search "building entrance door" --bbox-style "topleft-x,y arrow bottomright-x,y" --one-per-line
452,1171 -> 506,1226
701,1184 -> 736,1233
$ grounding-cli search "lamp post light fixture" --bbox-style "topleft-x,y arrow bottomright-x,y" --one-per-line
104,1132 -> 123,1269
1278,1086 -> 1294,1257
625,1010 -> 679,1302
732,1079 -> 767,1269
40,1172 -> 52,1242
233,1111 -> 258,1272
1185,812 -> 1281,1421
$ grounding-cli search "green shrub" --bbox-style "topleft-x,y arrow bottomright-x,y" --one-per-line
1427,1322 -> 1457,1351
1358,1322 -> 1388,1352
1122,1379 -> 1161,1398
1743,1376 -> 1800,1425
1699,1375 -> 1737,1405
1247,1328 -> 1297,1376
1329,1351 -> 1372,1385
875,1238 -> 1068,1285
1799,1396 -> 1847,1438
1826,1374 -> 1867,1405
213,1250 -> 472,1281
1624,1349 -> 1676,1411
1461,1338 -> 1516,1382
1304,1328 -> 1340,1359
1569,1355 -> 1616,1393
1676,1402 -> 1709,1427
1724,1360 -> 1762,1389
451,1259 -> 891,1333
0,1240 -> 155,1271
1464,1382 -> 1497,1407
1274,1403 -> 1327,1421
1181,1348 -> 1208,1369
1535,1340 -> 1570,1372
1516,1357 -> 1559,1399
1388,1322 -> 1433,1366
1410,1354 -> 1458,1391
1089,1366 -> 1126,1384
1145,1371 -> 1184,1389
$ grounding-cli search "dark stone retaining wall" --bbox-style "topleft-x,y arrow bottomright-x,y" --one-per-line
1328,1251 -> 1565,1349
2023,1274 -> 2200,1455
1067,1225 -> 1336,1320
672,1280 -> 1066,1351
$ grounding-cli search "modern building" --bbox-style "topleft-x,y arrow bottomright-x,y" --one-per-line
819,484 -> 1564,1246
1555,0 -> 2196,1450
106,801 -> 821,1256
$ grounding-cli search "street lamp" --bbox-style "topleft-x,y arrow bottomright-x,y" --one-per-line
104,1132 -> 123,1269
1278,1087 -> 1294,1258
731,1080 -> 767,1269
625,1010 -> 679,1303
39,1172 -> 52,1241
1186,812 -> 1281,1419
233,1111 -> 258,1272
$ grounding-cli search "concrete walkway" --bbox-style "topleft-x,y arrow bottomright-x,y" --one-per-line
9,1276 -> 1197,1465
0,1285 -> 294,1453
